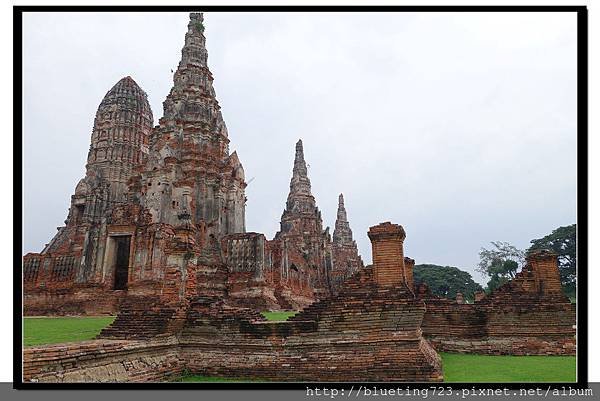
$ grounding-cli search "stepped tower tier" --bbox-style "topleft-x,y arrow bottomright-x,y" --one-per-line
42,76 -> 153,257
86,76 -> 153,194
78,76 -> 153,220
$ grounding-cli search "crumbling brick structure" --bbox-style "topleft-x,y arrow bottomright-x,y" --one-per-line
23,12 -> 365,316
24,222 -> 442,383
418,249 -> 576,355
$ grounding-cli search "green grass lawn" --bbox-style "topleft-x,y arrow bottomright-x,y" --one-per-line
441,353 -> 576,382
260,311 -> 297,321
23,316 -> 115,347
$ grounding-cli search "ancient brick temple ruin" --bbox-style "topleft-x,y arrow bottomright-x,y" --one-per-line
23,222 -> 442,382
22,12 -> 576,383
22,221 -> 575,382
22,12 -> 363,316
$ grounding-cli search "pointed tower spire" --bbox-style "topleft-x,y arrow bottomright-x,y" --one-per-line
333,193 -> 354,245
337,193 -> 348,222
160,12 -> 225,133
274,140 -> 331,299
331,193 -> 364,289
179,13 -> 208,68
285,139 -> 314,211
143,13 -> 246,236
293,139 -> 308,178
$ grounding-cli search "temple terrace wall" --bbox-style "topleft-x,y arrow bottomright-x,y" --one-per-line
23,222 -> 443,383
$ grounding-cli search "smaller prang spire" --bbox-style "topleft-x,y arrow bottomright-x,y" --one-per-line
333,193 -> 354,245
337,193 -> 348,222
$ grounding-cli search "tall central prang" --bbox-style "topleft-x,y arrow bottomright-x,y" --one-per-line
139,12 -> 246,245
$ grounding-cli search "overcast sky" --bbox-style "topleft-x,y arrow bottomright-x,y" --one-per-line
22,11 -> 577,284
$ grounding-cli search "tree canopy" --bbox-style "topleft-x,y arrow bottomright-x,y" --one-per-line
477,241 -> 525,293
475,225 -> 576,296
414,264 -> 483,302
528,224 -> 576,297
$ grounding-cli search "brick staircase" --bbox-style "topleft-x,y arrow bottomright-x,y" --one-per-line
289,266 -> 377,322
98,296 -> 180,339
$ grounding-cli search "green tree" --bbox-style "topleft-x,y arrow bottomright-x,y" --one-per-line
477,241 -> 525,293
528,224 -> 576,297
414,264 -> 483,302
485,271 -> 510,293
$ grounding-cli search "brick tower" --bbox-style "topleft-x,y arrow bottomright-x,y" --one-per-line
23,76 -> 153,314
139,12 -> 246,237
330,193 -> 364,292
367,222 -> 408,287
272,139 -> 333,300
44,76 -> 153,256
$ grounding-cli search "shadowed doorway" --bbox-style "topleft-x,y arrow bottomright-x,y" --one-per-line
113,236 -> 131,290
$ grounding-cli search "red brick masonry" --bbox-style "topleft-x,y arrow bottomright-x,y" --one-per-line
23,224 -> 575,382
23,222 -> 442,383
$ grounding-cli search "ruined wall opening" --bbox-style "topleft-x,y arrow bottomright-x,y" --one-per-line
112,236 -> 131,290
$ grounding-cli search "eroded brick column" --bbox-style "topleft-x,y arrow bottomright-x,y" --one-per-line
367,222 -> 406,287
403,257 -> 415,291
527,249 -> 562,294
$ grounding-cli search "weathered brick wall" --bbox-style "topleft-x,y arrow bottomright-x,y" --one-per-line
527,249 -> 563,294
23,253 -> 126,316
179,267 -> 442,382
24,221 -> 443,383
24,286 -> 125,316
23,339 -> 183,383
427,337 -> 576,356
421,298 -> 487,338
418,250 -> 576,355
404,257 -> 415,292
